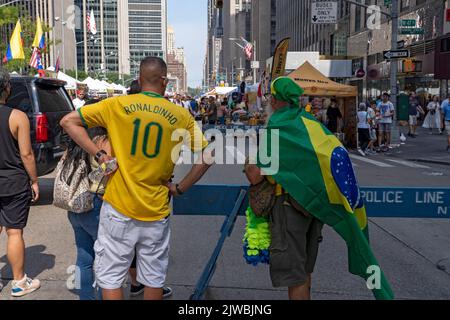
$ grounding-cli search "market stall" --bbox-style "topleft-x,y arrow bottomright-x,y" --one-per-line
288,61 -> 358,148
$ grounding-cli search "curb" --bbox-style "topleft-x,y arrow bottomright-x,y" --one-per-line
409,159 -> 450,167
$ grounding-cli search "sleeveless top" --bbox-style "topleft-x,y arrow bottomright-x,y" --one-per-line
0,105 -> 29,197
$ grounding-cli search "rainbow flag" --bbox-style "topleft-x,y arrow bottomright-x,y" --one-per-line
3,20 -> 25,63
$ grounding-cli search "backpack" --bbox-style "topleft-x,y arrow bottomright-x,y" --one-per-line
53,156 -> 94,213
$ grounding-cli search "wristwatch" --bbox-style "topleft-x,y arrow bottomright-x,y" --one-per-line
95,150 -> 107,163
175,184 -> 184,196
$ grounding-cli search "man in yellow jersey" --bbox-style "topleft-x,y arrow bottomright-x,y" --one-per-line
61,57 -> 212,300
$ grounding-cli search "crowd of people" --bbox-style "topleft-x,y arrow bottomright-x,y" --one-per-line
355,92 -> 450,157
1,57 -> 449,301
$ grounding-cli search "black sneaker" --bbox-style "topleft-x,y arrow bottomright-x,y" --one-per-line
163,286 -> 173,299
130,283 -> 145,297
130,284 -> 173,299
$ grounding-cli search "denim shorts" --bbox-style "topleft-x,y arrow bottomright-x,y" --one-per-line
379,123 -> 392,133
94,202 -> 170,290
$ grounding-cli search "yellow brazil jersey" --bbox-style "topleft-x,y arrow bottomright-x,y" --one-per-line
78,92 -> 208,221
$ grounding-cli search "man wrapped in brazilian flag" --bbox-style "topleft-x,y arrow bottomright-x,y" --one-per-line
247,76 -> 394,300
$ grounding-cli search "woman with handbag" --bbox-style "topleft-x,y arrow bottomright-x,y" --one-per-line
55,127 -> 110,300
423,95 -> 442,135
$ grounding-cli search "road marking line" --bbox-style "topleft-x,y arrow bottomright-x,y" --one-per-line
386,159 -> 431,169
349,154 -> 395,168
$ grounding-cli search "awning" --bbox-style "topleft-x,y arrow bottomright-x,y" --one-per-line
288,61 -> 357,97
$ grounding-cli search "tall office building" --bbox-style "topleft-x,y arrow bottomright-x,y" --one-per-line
222,0 -> 252,85
128,0 -> 167,77
204,0 -> 222,88
251,0 -> 276,75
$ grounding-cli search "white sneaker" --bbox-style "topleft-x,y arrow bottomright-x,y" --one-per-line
11,275 -> 40,297
357,149 -> 366,157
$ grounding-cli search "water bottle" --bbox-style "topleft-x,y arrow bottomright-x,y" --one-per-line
88,158 -> 118,183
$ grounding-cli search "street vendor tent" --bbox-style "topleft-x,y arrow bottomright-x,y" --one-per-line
45,67 -> 79,90
288,61 -> 357,97
203,87 -> 238,97
288,61 -> 358,148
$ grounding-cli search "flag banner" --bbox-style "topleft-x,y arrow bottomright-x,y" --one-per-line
3,20 -> 25,63
241,37 -> 253,60
32,16 -> 46,49
270,38 -> 290,80
257,106 -> 394,300
29,47 -> 39,68
87,9 -> 97,35
55,55 -> 61,73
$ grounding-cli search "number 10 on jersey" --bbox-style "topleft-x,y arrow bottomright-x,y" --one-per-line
131,119 -> 163,158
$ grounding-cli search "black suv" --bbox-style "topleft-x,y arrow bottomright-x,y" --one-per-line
7,76 -> 74,176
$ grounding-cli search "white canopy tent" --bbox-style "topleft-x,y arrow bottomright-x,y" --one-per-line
45,67 -> 80,90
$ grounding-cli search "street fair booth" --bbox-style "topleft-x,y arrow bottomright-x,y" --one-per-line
288,61 -> 358,148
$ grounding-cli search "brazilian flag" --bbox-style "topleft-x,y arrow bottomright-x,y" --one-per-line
258,105 -> 394,300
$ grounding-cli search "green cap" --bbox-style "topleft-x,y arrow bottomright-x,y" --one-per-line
270,76 -> 304,105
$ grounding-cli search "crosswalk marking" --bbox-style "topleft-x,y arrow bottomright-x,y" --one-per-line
349,154 -> 395,168
385,159 -> 431,169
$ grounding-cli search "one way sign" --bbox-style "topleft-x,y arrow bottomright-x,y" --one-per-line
383,50 -> 410,60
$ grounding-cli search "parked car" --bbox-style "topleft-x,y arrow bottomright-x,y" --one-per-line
7,76 -> 74,176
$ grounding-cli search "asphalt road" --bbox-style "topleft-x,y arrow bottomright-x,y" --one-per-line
1,134 -> 449,300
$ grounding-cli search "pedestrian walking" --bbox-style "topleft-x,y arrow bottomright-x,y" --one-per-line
408,92 -> 425,138
0,68 -> 40,297
441,94 -> 450,152
423,95 -> 442,135
357,103 -> 371,156
61,57 -> 212,300
377,93 -> 395,149
207,96 -> 218,125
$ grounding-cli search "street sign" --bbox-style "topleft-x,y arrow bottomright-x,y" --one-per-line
399,28 -> 424,35
311,1 -> 338,24
383,49 -> 410,60
251,61 -> 260,69
400,19 -> 416,27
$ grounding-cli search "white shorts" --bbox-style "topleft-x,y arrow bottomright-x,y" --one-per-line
409,115 -> 417,126
94,201 -> 171,290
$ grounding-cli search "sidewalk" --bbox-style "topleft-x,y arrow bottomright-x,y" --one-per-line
387,126 -> 450,166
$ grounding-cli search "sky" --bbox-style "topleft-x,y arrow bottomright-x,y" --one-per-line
168,0 -> 207,88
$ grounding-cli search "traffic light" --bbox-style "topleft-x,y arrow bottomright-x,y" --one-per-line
215,0 -> 223,9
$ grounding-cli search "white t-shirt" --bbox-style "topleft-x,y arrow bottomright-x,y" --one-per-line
72,98 -> 86,110
357,111 -> 370,129
378,102 -> 395,124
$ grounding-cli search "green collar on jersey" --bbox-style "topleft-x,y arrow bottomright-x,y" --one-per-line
141,91 -> 164,99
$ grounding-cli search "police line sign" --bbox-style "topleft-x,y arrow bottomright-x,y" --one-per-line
311,1 -> 338,24
174,186 -> 450,219
361,187 -> 450,218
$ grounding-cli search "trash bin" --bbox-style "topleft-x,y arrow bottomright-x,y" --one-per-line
397,93 -> 409,121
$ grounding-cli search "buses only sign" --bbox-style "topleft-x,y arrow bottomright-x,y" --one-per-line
311,1 -> 338,24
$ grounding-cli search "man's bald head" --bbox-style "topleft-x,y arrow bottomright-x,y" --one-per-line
139,57 -> 168,87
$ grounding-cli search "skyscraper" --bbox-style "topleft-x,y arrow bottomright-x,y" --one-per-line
128,0 -> 167,77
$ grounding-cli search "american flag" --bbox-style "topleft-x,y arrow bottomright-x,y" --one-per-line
29,47 -> 41,69
242,38 -> 253,60
87,9 -> 97,35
